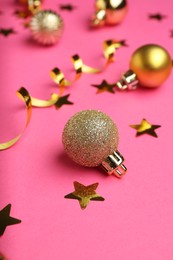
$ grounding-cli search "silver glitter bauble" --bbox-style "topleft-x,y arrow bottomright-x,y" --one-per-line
62,110 -> 119,167
30,10 -> 64,45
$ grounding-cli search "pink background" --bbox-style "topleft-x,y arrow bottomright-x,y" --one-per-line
1,0 -> 173,259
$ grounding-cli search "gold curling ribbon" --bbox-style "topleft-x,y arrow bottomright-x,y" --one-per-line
31,93 -> 59,107
50,39 -> 121,87
0,87 -> 32,151
20,40 -> 121,109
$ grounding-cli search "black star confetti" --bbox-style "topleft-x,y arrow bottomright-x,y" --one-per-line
65,181 -> 105,209
54,94 -> 73,109
148,13 -> 167,21
59,4 -> 76,11
118,39 -> 128,47
0,253 -> 7,260
0,28 -> 16,37
92,80 -> 115,94
0,204 -> 21,236
130,119 -> 161,137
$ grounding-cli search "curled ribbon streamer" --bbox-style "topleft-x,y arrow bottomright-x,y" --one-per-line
103,39 -> 122,62
50,40 -> 120,87
0,87 -> 32,151
21,40 -> 121,109
31,93 -> 59,107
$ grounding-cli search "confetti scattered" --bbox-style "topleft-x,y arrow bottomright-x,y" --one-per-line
0,204 -> 21,236
148,13 -> 167,21
65,181 -> 105,209
91,79 -> 115,94
0,28 -> 16,37
59,4 -> 76,11
54,94 -> 73,109
130,119 -> 161,137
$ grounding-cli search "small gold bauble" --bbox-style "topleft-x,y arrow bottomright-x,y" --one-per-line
92,0 -> 127,27
30,10 -> 64,45
129,44 -> 172,88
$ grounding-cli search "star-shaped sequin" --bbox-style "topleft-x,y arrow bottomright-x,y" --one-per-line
59,4 -> 76,11
54,94 -> 73,109
91,80 -> 116,94
0,253 -> 7,260
0,204 -> 21,236
130,119 -> 161,137
118,39 -> 128,47
65,182 -> 105,209
14,9 -> 31,19
148,13 -> 167,21
0,28 -> 16,37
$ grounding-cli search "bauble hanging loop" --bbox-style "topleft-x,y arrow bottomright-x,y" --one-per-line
62,110 -> 127,178
91,0 -> 128,27
116,44 -> 172,90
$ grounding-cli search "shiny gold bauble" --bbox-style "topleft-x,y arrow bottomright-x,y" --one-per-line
130,44 -> 172,88
92,0 -> 127,26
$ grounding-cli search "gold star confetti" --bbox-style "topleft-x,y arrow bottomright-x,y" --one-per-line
54,94 -> 73,109
91,80 -> 115,94
0,28 -> 16,37
59,4 -> 76,11
0,204 -> 21,236
130,119 -> 161,137
148,13 -> 167,21
65,181 -> 105,209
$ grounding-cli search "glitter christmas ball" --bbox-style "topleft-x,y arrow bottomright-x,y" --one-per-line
62,110 -> 119,167
30,10 -> 64,45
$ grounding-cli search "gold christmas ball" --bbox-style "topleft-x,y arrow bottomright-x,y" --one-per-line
62,110 -> 119,167
30,10 -> 64,45
92,0 -> 127,27
129,44 -> 172,88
